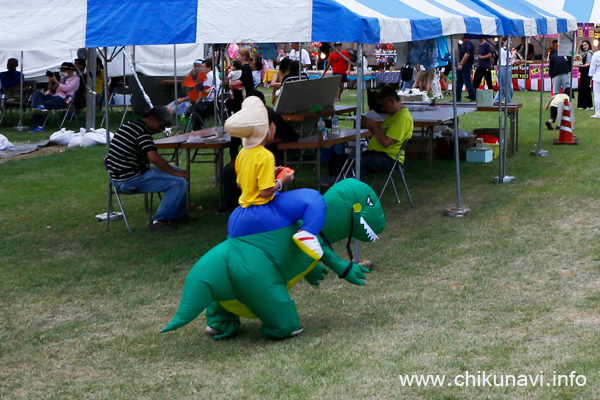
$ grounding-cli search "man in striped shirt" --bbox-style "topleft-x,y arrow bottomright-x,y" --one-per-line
106,106 -> 191,232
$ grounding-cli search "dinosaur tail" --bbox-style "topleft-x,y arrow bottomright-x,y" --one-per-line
161,245 -> 228,333
160,278 -> 214,333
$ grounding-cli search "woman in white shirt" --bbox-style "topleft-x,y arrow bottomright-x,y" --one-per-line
588,43 -> 600,118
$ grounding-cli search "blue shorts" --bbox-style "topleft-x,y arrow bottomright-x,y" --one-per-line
333,73 -> 348,83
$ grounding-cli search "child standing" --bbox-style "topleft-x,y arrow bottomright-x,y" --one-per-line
225,96 -> 325,260
250,56 -> 263,89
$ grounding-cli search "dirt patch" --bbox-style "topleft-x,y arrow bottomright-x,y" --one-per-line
0,145 -> 68,163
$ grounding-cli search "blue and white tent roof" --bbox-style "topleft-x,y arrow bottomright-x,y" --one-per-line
0,0 -> 577,51
528,0 -> 600,23
473,0 -> 577,36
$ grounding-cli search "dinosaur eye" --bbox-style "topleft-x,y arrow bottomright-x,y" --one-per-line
366,196 -> 374,207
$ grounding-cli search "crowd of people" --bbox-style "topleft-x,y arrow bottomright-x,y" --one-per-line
4,39 -> 600,234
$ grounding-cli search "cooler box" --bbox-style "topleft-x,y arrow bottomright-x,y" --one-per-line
476,90 -> 493,107
466,147 -> 493,163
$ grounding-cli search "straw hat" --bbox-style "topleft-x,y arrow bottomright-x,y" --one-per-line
224,96 -> 269,149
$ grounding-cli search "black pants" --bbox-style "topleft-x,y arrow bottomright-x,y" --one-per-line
473,67 -> 493,91
191,100 -> 215,130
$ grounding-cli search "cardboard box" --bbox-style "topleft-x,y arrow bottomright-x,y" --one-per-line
444,134 -> 476,160
404,134 -> 431,159
466,147 -> 493,163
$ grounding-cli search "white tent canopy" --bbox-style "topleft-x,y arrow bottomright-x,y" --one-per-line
0,44 -> 206,80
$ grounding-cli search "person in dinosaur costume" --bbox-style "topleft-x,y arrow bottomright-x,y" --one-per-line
161,178 -> 385,340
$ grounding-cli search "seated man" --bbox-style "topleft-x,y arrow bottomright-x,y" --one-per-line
30,62 -> 80,133
0,58 -> 23,96
106,106 -> 192,233
358,86 -> 414,182
167,58 -> 204,118
191,58 -> 222,130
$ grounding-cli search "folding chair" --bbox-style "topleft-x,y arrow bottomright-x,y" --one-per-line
1,79 -> 37,125
104,158 -> 162,233
372,139 -> 413,207
101,86 -> 133,127
43,100 -> 79,129
0,94 -> 4,126
334,140 -> 369,182
186,87 -> 232,133
336,139 -> 413,207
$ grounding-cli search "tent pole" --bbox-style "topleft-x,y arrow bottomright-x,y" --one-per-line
299,42 -> 303,76
14,51 -> 27,131
123,48 -> 126,107
173,44 -> 178,128
494,36 -> 514,183
445,35 -> 470,217
568,31 -> 576,99
531,36 -> 548,157
212,44 -> 218,126
354,44 -> 364,261
220,45 -> 225,127
502,38 -> 510,179
103,47 -> 110,153
86,48 -> 97,130
496,39 -> 504,177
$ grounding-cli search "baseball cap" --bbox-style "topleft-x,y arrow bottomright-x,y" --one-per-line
60,62 -> 76,71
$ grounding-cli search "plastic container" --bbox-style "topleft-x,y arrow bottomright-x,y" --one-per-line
317,117 -> 328,140
483,142 -> 500,159
331,114 -> 339,134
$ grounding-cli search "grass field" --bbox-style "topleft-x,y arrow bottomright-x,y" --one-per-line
1,88 -> 599,399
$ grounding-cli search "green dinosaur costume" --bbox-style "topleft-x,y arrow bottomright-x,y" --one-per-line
161,179 -> 386,339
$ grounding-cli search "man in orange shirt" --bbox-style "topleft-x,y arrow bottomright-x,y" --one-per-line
322,42 -> 351,102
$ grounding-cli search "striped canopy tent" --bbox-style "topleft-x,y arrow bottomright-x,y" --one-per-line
524,0 -> 600,23
1,0 -> 507,50
472,0 -> 577,35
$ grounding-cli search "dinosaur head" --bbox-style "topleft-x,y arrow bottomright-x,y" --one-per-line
322,179 -> 385,243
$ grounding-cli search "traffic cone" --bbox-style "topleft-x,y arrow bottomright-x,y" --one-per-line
554,98 -> 578,145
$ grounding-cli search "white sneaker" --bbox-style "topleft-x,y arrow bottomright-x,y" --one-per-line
287,327 -> 304,338
590,114 -> 600,118
292,230 -> 323,260
205,326 -> 223,336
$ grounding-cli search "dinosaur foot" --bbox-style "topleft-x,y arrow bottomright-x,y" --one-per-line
270,327 -> 304,341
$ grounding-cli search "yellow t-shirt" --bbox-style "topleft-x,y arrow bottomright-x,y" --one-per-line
366,107 -> 413,164
235,146 -> 275,207
550,93 -> 569,108
95,73 -> 104,95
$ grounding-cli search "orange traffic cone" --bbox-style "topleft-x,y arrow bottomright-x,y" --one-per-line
554,98 -> 578,145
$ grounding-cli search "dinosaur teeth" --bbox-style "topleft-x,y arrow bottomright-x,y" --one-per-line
360,216 -> 378,242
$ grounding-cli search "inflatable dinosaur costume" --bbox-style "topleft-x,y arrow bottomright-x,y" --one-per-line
161,179 -> 386,339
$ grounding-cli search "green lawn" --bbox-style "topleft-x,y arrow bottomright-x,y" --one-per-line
1,89 -> 599,399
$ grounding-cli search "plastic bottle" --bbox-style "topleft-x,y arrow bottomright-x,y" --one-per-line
331,114 -> 339,134
317,117 -> 328,140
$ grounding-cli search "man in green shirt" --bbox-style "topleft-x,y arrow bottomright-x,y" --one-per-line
359,86 -> 413,181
